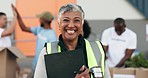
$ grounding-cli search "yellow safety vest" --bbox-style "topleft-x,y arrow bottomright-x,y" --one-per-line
46,39 -> 105,77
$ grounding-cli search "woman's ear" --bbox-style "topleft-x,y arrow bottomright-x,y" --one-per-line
58,26 -> 61,32
81,30 -> 84,36
58,26 -> 61,34
58,22 -> 60,29
59,27 -> 61,31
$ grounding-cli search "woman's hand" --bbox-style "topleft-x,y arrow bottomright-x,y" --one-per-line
75,65 -> 90,78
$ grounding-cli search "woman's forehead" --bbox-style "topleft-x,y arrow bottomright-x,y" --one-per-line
61,11 -> 82,19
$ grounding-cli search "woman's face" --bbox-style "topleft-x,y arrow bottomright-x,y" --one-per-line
59,11 -> 83,41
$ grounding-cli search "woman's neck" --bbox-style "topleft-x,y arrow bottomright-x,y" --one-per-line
63,38 -> 78,51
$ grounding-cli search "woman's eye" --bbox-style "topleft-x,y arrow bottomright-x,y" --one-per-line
63,19 -> 69,22
74,20 -> 80,23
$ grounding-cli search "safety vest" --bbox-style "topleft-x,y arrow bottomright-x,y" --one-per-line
46,39 -> 105,77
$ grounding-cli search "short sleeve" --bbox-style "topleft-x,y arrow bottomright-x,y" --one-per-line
101,29 -> 109,46
0,28 -> 4,38
127,33 -> 137,49
30,26 -> 40,35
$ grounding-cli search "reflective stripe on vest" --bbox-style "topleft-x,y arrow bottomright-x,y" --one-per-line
46,42 -> 60,54
46,39 -> 105,77
96,41 -> 105,76
85,40 -> 105,76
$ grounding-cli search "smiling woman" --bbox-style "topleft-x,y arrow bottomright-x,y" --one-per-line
34,3 -> 111,78
57,4 -> 85,50
59,11 -> 83,49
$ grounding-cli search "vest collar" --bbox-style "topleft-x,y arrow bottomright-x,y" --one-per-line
58,34 -> 85,51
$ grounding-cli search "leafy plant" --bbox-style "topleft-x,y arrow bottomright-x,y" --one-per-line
125,52 -> 148,68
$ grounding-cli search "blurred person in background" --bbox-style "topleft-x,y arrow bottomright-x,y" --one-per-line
12,5 -> 57,77
82,20 -> 97,41
0,5 -> 17,47
82,20 -> 91,39
101,18 -> 137,67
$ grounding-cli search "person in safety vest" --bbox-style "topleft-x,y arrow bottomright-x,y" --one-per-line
34,3 -> 111,78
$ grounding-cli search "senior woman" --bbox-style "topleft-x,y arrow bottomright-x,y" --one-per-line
34,3 -> 110,78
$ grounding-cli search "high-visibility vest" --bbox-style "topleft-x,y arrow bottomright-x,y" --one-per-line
46,39 -> 105,77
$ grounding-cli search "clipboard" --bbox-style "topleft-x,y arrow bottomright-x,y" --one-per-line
44,49 -> 86,78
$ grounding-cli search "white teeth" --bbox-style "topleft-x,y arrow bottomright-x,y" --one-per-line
67,30 -> 75,34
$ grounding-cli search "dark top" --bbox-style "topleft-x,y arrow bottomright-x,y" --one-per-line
58,34 -> 89,68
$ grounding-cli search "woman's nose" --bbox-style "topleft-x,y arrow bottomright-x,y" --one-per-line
68,21 -> 75,28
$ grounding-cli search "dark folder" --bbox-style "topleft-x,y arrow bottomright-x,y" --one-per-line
44,49 -> 86,78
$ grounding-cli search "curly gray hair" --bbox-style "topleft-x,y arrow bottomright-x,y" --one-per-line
58,3 -> 85,24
